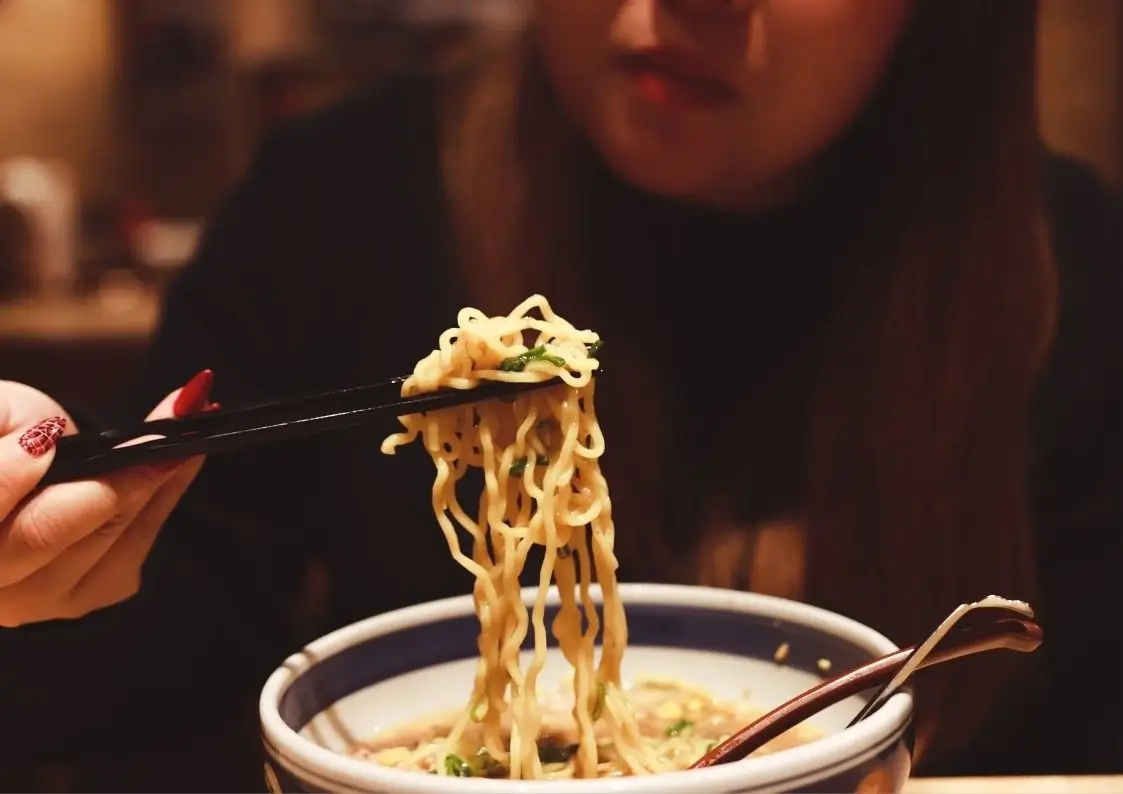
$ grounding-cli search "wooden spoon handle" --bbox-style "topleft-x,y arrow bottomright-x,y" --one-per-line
690,618 -> 1041,768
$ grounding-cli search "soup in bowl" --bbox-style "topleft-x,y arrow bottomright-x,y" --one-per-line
259,583 -> 913,793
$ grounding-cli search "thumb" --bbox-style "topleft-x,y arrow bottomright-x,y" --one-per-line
0,416 -> 68,517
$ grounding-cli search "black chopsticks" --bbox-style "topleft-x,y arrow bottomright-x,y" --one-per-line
41,372 -> 585,487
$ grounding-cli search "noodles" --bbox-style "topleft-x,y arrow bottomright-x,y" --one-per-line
380,294 -> 647,779
377,295 -> 815,779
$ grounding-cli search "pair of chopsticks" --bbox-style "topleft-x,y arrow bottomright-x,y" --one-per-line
41,372 -> 583,487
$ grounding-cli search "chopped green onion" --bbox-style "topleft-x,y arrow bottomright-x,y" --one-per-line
499,346 -> 566,372
586,339 -> 604,357
469,700 -> 485,721
510,454 -> 550,476
666,719 -> 693,737
444,754 -> 472,777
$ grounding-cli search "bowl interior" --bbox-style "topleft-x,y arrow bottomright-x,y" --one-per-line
283,601 -> 878,757
313,648 -> 863,755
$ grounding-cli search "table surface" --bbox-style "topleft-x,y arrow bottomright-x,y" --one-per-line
906,776 -> 1123,793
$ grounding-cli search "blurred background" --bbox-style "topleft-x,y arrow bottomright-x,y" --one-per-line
0,0 -> 525,419
0,0 -> 1120,419
0,0 -> 1119,789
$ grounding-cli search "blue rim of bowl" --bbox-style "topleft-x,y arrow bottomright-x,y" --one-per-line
260,583 -> 914,793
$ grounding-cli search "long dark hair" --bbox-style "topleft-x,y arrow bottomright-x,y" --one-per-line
441,0 -> 1055,766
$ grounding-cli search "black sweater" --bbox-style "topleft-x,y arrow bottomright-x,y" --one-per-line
1,73 -> 1119,791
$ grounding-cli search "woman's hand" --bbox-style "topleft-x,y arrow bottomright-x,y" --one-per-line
0,371 -> 216,627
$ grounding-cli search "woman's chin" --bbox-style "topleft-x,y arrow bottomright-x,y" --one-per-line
595,135 -> 807,212
588,121 -> 758,209
597,141 -> 723,205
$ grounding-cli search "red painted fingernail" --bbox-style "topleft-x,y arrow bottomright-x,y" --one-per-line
19,416 -> 67,458
173,369 -> 214,418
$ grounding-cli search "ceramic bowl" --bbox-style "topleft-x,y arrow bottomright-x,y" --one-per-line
260,584 -> 913,793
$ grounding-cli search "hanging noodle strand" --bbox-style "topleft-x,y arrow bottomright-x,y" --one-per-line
380,295 -> 658,779
368,295 -> 819,779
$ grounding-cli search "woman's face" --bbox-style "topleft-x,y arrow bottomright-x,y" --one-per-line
534,0 -> 913,209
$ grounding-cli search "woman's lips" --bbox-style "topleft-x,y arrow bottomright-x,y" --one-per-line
617,48 -> 737,107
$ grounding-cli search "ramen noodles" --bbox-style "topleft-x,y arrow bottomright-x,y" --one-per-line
378,296 -> 816,779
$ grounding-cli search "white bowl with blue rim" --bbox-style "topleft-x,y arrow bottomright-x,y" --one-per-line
259,584 -> 914,793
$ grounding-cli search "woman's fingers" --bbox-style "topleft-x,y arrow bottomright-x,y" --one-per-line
0,459 -> 203,624
0,371 -> 218,626
0,463 -> 177,589
0,369 -> 218,586
67,457 -> 205,613
0,458 -> 205,622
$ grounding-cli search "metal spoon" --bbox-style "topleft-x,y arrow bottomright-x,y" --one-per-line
691,596 -> 1042,769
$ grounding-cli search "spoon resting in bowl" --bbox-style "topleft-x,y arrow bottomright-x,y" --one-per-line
691,596 -> 1042,769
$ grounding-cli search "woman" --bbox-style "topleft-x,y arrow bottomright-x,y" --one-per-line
1,0 -> 1119,789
